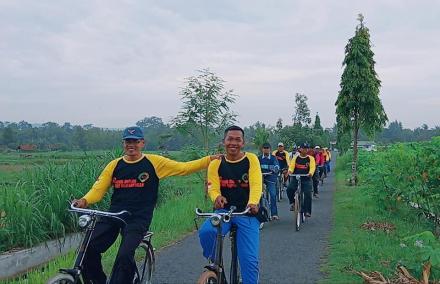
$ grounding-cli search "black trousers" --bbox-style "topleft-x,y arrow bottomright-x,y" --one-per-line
286,178 -> 312,214
312,171 -> 319,195
82,219 -> 146,284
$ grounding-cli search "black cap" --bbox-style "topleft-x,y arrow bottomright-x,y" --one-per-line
262,142 -> 271,148
299,142 -> 309,149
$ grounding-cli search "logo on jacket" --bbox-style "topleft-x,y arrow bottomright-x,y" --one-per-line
241,173 -> 249,183
138,172 -> 150,183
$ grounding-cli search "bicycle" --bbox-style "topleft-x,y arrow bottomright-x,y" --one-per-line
260,172 -> 273,224
195,206 -> 250,284
276,168 -> 288,202
46,203 -> 155,284
289,174 -> 310,231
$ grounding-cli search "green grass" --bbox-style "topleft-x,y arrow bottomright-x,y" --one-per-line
2,174 -> 211,284
320,155 -> 437,283
0,150 -> 187,253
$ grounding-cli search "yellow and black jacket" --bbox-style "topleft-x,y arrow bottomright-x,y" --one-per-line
82,154 -> 211,223
272,150 -> 291,170
207,153 -> 262,212
288,155 -> 316,181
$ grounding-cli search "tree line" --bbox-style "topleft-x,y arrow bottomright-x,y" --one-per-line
1,116 -> 437,153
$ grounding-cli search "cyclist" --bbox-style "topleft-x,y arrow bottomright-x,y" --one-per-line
321,147 -> 328,178
286,143 -> 316,217
273,142 -> 290,188
259,142 -> 280,220
289,144 -> 298,160
317,147 -> 325,178
325,147 -> 332,173
199,125 -> 262,284
72,126 -> 220,284
312,146 -> 323,197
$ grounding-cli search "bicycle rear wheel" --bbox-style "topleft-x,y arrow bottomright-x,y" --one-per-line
277,179 -> 282,202
134,242 -> 155,284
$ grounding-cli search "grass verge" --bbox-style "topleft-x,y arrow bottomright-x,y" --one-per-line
320,155 -> 436,284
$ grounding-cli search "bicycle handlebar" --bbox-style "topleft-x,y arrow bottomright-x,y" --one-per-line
69,203 -> 130,225
288,174 -> 310,177
195,206 -> 251,223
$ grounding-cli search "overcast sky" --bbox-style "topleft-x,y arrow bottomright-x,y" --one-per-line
1,0 -> 439,129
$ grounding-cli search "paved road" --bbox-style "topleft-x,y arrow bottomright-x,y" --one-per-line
153,158 -> 335,283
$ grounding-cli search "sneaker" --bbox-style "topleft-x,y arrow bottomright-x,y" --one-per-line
313,193 -> 319,199
289,204 -> 294,211
272,215 -> 280,220
305,213 -> 311,218
259,222 -> 265,230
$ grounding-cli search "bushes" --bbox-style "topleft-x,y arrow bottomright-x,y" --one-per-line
353,137 -> 440,217
331,137 -> 440,280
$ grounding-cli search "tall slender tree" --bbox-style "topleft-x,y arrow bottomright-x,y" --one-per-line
292,93 -> 311,127
313,112 -> 323,133
172,68 -> 237,154
335,14 -> 388,185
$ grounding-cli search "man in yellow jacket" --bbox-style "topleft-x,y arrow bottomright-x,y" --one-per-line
286,143 -> 316,217
73,126 -> 219,284
199,125 -> 262,284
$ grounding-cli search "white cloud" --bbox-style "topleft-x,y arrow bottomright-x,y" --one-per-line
0,0 -> 439,129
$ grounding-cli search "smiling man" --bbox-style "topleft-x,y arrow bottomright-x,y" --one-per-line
199,125 -> 262,284
72,126 -> 219,284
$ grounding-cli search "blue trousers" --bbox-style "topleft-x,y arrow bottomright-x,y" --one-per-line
325,161 -> 331,172
264,180 -> 278,216
198,211 -> 260,284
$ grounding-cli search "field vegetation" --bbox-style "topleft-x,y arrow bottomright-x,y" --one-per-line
0,149 -> 212,283
323,137 -> 440,283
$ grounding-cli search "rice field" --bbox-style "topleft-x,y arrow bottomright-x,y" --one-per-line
1,149 -> 210,283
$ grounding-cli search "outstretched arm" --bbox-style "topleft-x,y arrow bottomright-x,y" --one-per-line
148,154 -> 214,179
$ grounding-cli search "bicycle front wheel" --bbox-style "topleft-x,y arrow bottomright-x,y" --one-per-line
197,270 -> 218,284
277,180 -> 282,202
46,273 -> 75,284
294,193 -> 301,231
134,242 -> 155,284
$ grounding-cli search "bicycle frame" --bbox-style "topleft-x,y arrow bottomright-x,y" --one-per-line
289,174 -> 309,231
277,168 -> 288,201
56,204 -> 129,283
196,206 -> 250,284
261,172 -> 273,221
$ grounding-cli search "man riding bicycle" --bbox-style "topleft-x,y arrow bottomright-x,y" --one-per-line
72,126 -> 219,284
259,142 -> 280,220
286,143 -> 316,217
273,142 -> 290,188
199,125 -> 262,284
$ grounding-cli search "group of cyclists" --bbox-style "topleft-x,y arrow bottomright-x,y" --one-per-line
68,125 -> 331,284
258,141 -> 332,222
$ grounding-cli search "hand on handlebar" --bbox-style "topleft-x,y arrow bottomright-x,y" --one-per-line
72,198 -> 88,208
247,203 -> 259,215
214,196 -> 228,209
